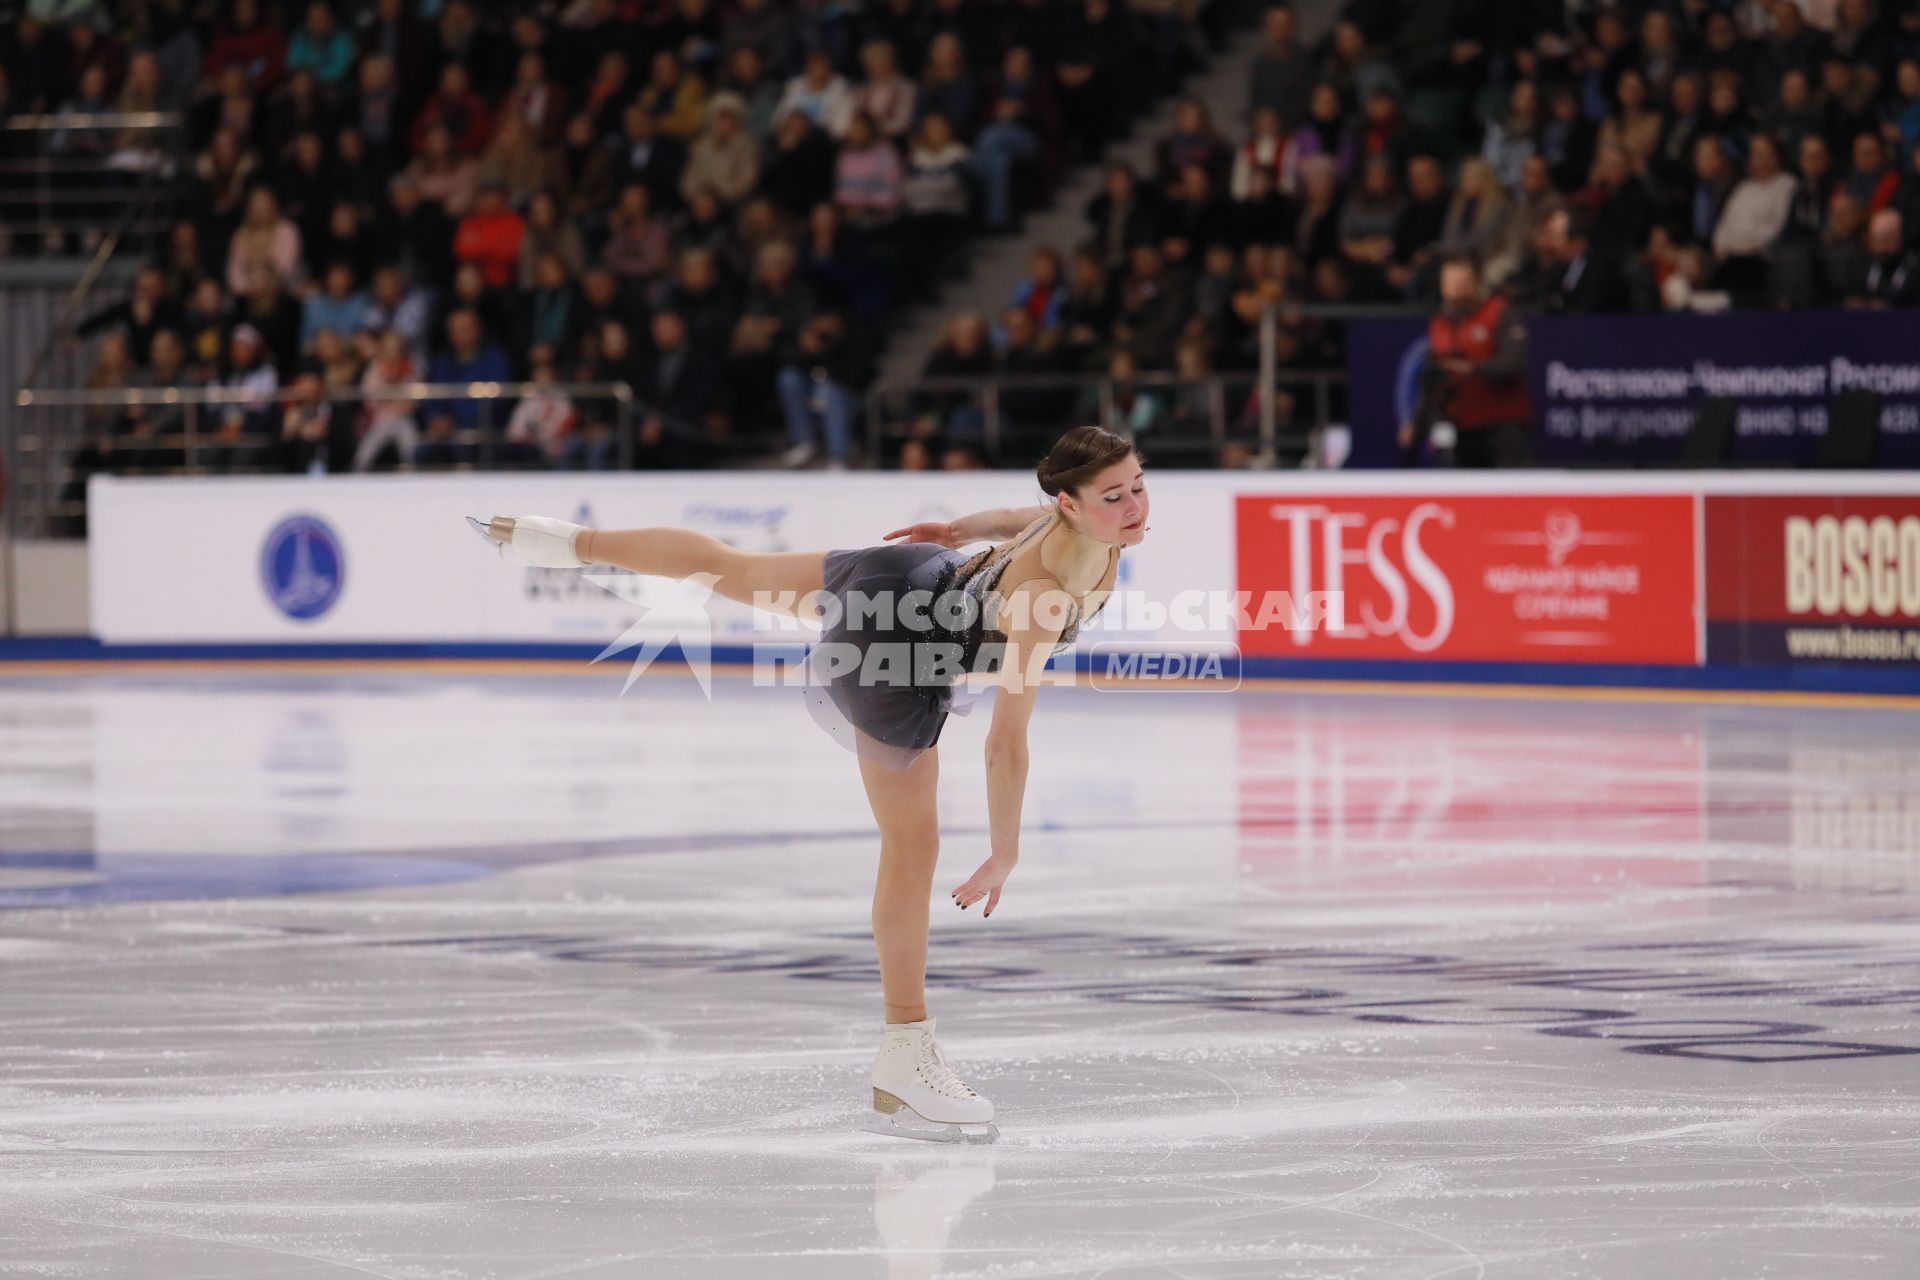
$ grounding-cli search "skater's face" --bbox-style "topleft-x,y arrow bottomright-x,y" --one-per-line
1060,459 -> 1149,546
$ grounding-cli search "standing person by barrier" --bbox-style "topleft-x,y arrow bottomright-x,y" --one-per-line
1400,255 -> 1534,468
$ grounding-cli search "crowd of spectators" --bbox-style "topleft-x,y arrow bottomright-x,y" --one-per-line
13,0 -> 1222,487
906,0 -> 1920,466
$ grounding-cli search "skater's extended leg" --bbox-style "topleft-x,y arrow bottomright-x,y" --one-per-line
859,741 -> 940,1025
576,527 -> 827,620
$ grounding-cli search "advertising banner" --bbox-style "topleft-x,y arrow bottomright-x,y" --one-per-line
1529,311 -> 1920,466
1234,493 -> 1698,664
1347,311 -> 1920,468
1705,494 -> 1920,665
86,472 -> 1241,650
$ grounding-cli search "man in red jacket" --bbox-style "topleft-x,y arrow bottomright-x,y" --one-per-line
1400,255 -> 1535,467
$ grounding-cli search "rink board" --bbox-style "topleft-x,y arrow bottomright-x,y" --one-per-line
84,471 -> 1920,693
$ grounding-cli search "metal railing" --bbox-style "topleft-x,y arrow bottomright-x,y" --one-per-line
8,381 -> 641,536
0,112 -> 187,243
862,367 -> 1344,465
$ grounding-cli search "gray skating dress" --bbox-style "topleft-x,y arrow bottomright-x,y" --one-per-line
802,514 -> 1115,771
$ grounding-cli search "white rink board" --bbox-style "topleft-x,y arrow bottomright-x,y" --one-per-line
85,472 -> 1235,646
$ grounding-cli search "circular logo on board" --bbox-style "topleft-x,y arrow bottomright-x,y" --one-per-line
261,514 -> 345,620
1393,335 -> 1432,425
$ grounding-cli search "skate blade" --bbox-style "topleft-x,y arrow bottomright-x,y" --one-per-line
862,1109 -> 998,1145
465,516 -> 512,549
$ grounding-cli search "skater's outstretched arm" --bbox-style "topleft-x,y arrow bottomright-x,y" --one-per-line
884,505 -> 1050,548
950,584 -> 1066,919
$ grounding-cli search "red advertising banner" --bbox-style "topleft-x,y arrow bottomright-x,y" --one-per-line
1705,495 -> 1920,665
1234,494 -> 1699,664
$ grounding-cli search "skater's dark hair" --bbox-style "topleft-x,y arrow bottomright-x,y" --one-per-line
1037,426 -> 1138,499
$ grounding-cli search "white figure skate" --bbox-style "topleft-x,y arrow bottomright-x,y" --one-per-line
865,1017 -> 998,1144
467,515 -> 587,568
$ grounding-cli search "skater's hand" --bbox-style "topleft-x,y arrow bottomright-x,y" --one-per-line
884,521 -> 961,548
952,851 -> 1015,918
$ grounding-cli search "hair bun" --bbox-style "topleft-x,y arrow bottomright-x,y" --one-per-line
1034,425 -> 1136,501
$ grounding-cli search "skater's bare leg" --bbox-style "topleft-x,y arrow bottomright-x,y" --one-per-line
577,527 -> 827,620
859,741 -> 940,1025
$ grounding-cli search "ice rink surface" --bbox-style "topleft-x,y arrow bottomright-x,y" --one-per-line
1,665 -> 1917,1279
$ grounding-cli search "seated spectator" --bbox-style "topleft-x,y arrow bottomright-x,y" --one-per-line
225,188 -> 303,296
995,305 -> 1069,438
1292,153 -> 1343,268
722,46 -> 781,142
683,94 -> 760,208
417,309 -> 512,467
301,261 -> 370,352
518,191 -> 588,291
727,241 -> 816,420
1232,107 -> 1315,202
661,249 -> 736,354
1161,164 -> 1231,265
1597,69 -> 1663,176
313,201 -> 376,283
1388,155 -> 1449,294
279,367 -> 354,473
409,62 -> 492,158
854,40 -> 917,141
1248,5 -> 1310,129
1518,209 -> 1630,314
1851,209 -> 1920,306
355,330 -> 421,471
287,2 -> 355,87
776,311 -> 866,469
76,266 -> 179,367
1481,81 -> 1540,191
1056,246 -> 1116,371
1297,83 -> 1354,184
501,50 -> 567,144
912,311 -> 995,448
362,265 -> 433,355
1321,19 -> 1400,110
1679,136 -> 1739,249
1847,132 -> 1903,214
1085,162 -> 1160,277
1713,135 -> 1798,296
1337,154 -> 1402,292
802,202 -> 891,324
637,310 -> 722,467
237,265 -> 304,372
608,105 -> 688,214
204,0 -> 286,95
834,111 -> 907,230
1082,350 -> 1164,435
477,115 -> 553,209
1577,144 -> 1658,261
353,54 -> 403,162
776,48 -> 854,138
1009,246 -> 1067,334
1156,97 -> 1227,190
1112,242 -> 1192,369
640,51 -> 708,142
503,348 -> 576,469
1435,157 -> 1510,274
209,324 -> 282,470
1055,0 -> 1136,156
455,182 -> 527,291
762,110 -> 836,219
601,184 -> 673,289
405,124 -> 480,219
918,34 -> 980,141
902,112 -> 973,286
1818,192 -> 1873,303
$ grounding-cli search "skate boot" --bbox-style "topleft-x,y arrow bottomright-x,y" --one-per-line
865,1017 -> 997,1144
467,515 -> 587,568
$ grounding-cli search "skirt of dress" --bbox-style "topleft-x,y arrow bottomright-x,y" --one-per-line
801,541 -> 979,772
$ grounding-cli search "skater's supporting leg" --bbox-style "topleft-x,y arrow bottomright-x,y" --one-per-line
577,527 -> 828,620
859,742 -> 940,1025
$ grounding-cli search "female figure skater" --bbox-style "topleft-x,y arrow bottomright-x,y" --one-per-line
471,425 -> 1148,1142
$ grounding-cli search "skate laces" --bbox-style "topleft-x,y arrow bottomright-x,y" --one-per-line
915,1035 -> 978,1100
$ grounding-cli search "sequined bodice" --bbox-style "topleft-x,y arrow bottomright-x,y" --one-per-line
933,514 -> 1116,661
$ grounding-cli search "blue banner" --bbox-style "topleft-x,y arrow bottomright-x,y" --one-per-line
1347,310 -> 1920,467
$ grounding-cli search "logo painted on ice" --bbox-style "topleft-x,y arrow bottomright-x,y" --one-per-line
261,514 -> 345,620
